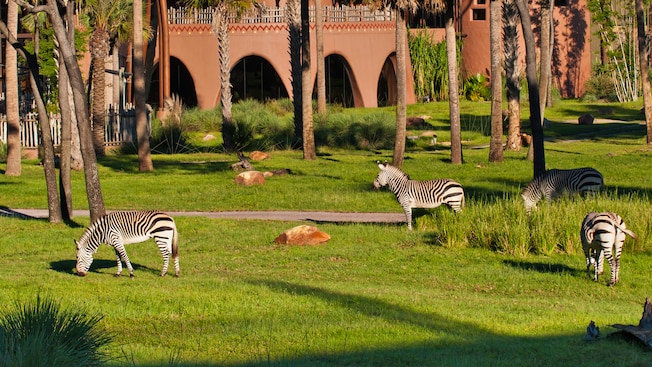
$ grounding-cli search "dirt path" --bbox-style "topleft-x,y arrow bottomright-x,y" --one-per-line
4,208 -> 406,224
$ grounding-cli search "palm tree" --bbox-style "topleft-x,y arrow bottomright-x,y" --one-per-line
515,0 -> 545,177
134,0 -> 154,171
287,0 -> 302,140
85,0 -> 132,157
489,0 -> 503,163
538,0 -> 552,123
315,0 -> 326,114
44,0 -> 106,222
4,0 -> 20,176
636,0 -> 652,145
444,1 -> 462,164
301,0 -> 316,160
392,6 -> 410,168
503,0 -> 521,151
185,0 -> 251,152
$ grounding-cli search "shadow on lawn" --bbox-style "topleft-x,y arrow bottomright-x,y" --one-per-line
50,259 -> 157,277
129,279 -> 643,366
98,155 -> 233,174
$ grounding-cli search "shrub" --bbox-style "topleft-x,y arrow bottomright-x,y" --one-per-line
314,110 -> 395,150
0,296 -> 112,367
463,73 -> 491,101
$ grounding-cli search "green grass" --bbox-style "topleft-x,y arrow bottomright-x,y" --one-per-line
1,99 -> 652,366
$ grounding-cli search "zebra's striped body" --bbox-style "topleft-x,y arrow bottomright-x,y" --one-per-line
75,211 -> 179,278
521,167 -> 604,213
580,212 -> 636,286
373,162 -> 464,230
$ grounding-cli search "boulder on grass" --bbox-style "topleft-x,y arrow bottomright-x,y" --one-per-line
250,151 -> 271,161
235,171 -> 265,186
578,114 -> 595,125
274,225 -> 331,246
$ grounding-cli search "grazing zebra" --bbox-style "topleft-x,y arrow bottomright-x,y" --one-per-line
75,211 -> 179,278
521,167 -> 604,213
373,161 -> 464,230
580,212 -> 636,286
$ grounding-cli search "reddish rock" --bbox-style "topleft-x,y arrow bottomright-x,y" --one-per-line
274,225 -> 331,246
249,151 -> 271,161
235,171 -> 265,186
520,133 -> 532,147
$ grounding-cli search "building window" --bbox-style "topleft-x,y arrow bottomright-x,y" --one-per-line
472,8 -> 486,21
477,0 -> 486,4
554,0 -> 568,5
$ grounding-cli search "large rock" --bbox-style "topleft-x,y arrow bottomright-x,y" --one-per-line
249,151 -> 271,161
235,171 -> 265,186
578,114 -> 595,125
274,225 -> 331,246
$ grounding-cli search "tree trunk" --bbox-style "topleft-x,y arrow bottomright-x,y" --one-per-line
446,13 -> 462,164
636,0 -> 652,145
392,9 -> 407,168
538,0 -> 552,124
503,0 -> 521,151
301,0 -> 316,160
515,0 -> 545,177
4,0 -> 20,176
315,0 -> 326,113
287,0 -> 302,140
45,0 -> 106,222
90,27 -> 109,157
215,8 -> 235,152
134,0 -> 154,171
5,17 -> 62,222
489,0 -> 504,163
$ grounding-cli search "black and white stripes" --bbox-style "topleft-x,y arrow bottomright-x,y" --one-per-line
580,212 -> 636,286
75,211 -> 179,278
521,167 -> 604,213
373,162 -> 464,230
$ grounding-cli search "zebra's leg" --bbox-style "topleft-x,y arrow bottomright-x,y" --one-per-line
114,248 -> 123,277
156,238 -> 171,277
593,249 -> 603,282
584,249 -> 592,280
114,243 -> 135,278
404,207 -> 413,230
604,251 -> 617,286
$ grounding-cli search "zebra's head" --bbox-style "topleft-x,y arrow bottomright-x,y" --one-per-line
75,239 -> 93,277
373,161 -> 390,190
520,181 -> 541,214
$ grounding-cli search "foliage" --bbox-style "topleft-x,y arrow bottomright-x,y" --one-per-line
408,29 -> 449,101
0,141 -> 6,162
583,64 -> 619,102
314,109 -> 396,150
587,0 -> 639,102
463,73 -> 491,101
0,296 -> 112,366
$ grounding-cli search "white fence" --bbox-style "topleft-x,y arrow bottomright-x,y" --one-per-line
0,109 -> 140,148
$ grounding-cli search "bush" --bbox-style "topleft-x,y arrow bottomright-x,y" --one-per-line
314,110 -> 395,150
583,65 -> 618,102
0,296 -> 112,367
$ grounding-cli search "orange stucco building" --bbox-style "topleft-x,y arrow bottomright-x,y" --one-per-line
141,0 -> 591,111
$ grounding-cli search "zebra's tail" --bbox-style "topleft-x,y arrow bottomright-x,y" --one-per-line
172,221 -> 180,277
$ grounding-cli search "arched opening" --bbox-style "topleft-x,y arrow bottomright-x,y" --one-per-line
377,56 -> 397,107
148,57 -> 198,109
315,54 -> 354,107
231,56 -> 289,102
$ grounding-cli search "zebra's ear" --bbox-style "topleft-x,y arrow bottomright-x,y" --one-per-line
377,161 -> 386,170
74,239 -> 80,250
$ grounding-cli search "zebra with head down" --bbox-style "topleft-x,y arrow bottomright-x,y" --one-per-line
521,167 -> 604,213
373,161 -> 464,230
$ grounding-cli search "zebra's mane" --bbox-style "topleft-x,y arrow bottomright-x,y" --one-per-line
77,215 -> 108,248
383,164 -> 411,180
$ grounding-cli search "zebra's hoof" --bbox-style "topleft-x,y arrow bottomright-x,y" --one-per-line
113,274 -> 121,278
129,274 -> 135,279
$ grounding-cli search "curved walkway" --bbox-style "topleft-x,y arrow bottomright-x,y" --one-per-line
3,208 -> 406,224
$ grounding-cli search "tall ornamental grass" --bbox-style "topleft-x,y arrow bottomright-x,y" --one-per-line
0,296 -> 112,367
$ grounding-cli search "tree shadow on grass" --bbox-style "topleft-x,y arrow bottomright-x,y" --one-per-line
127,278 -> 645,366
502,259 -> 582,277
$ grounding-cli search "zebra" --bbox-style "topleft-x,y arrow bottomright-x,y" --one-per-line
75,211 -> 179,278
580,211 -> 636,286
373,161 -> 464,230
521,167 -> 604,213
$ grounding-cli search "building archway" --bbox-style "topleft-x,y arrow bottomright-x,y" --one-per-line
148,57 -> 198,109
231,56 -> 289,103
317,54 -> 355,107
377,55 -> 397,107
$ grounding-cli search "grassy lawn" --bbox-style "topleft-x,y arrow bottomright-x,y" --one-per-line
1,99 -> 651,366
